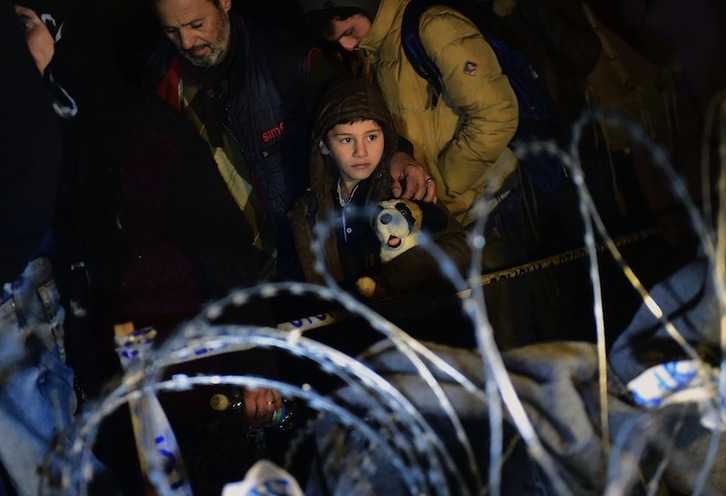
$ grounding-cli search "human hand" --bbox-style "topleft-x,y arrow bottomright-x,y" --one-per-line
14,5 -> 54,74
241,387 -> 283,427
389,151 -> 437,203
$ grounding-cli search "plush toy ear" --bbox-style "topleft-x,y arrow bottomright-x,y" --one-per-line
413,201 -> 448,232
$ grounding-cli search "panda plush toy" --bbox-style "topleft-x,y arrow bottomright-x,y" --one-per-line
356,199 -> 448,298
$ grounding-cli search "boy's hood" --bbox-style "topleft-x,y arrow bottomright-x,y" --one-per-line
309,77 -> 398,196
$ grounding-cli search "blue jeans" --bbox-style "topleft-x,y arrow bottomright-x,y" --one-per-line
0,257 -> 77,496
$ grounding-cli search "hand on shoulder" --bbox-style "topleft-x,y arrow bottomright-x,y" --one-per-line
389,151 -> 437,203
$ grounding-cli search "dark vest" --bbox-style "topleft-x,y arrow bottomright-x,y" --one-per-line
149,13 -> 318,285
225,16 -> 311,274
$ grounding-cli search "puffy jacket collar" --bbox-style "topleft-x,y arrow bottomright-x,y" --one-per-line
358,0 -> 406,54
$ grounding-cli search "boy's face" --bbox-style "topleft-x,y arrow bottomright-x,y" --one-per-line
322,119 -> 385,190
155,0 -> 232,68
323,13 -> 371,52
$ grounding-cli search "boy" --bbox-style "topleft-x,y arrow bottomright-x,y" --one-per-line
290,78 -> 470,299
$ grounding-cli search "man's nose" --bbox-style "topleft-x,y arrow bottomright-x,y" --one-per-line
179,30 -> 196,50
339,37 -> 358,52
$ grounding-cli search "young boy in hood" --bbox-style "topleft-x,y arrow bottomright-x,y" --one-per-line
290,78 -> 470,299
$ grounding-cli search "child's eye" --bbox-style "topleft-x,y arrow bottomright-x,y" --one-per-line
340,137 -> 352,144
366,134 -> 378,141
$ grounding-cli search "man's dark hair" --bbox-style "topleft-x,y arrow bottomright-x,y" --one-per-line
301,6 -> 368,38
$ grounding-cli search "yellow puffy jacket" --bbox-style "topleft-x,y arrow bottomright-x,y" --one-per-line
357,0 -> 519,226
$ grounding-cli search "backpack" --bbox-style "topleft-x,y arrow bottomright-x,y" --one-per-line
400,0 -> 565,193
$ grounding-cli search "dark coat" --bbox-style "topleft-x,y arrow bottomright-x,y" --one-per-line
483,0 -> 602,135
104,13 -> 339,334
143,10 -> 337,282
1,1 -> 61,285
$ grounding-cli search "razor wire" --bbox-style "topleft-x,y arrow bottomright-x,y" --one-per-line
34,95 -> 726,496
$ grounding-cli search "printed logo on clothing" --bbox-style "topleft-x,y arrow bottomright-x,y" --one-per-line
463,61 -> 478,76
262,121 -> 286,142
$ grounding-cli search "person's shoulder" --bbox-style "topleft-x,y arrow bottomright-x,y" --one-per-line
139,38 -> 178,89
248,20 -> 338,88
262,25 -> 326,72
234,12 -> 327,64
418,3 -> 481,36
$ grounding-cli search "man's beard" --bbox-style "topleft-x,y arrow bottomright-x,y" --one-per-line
181,16 -> 231,68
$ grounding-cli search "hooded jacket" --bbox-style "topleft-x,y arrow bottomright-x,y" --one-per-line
289,78 -> 470,297
355,0 -> 520,226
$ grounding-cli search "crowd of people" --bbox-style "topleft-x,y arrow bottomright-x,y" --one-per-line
2,0 -> 725,493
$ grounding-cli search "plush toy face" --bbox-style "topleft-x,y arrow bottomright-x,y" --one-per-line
373,200 -> 446,262
357,199 -> 448,298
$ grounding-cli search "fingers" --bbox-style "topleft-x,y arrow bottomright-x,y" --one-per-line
390,178 -> 403,199
388,152 -> 437,202
402,165 -> 438,202
425,176 -> 438,203
242,388 -> 283,426
389,152 -> 408,199
389,152 -> 427,200
409,167 -> 426,201
265,388 -> 283,412
399,160 -> 425,200
241,388 -> 261,425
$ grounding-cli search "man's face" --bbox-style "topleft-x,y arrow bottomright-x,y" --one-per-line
324,13 -> 371,52
155,0 -> 232,68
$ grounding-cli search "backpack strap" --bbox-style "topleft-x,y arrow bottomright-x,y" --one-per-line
401,0 -> 448,108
